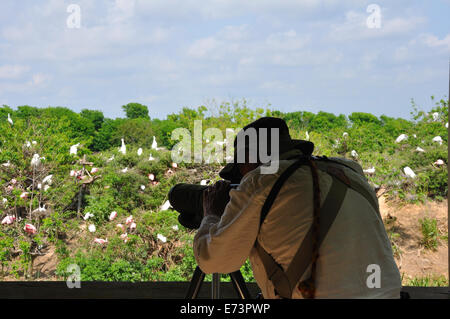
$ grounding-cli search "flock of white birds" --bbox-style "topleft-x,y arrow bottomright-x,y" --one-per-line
1,112 -> 448,240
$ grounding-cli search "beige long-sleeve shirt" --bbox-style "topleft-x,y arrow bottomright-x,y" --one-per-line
194,150 -> 402,298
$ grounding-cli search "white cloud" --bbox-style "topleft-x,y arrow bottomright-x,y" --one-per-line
0,65 -> 29,79
418,33 -> 450,52
329,10 -> 426,42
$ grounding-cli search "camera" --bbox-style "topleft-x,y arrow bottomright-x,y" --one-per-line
168,182 -> 239,229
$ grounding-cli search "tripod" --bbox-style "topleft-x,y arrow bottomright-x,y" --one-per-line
185,266 -> 252,299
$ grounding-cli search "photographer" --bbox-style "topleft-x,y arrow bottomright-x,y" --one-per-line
193,117 -> 402,299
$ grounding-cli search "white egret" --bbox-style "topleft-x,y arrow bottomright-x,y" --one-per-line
83,212 -> 94,220
7,114 -> 13,126
434,159 -> 445,166
351,150 -> 358,158
137,148 -> 143,156
70,143 -> 80,155
395,134 -> 408,143
160,200 -> 171,211
415,147 -> 425,153
432,136 -> 443,145
363,167 -> 375,175
157,234 -> 167,243
88,224 -> 96,233
432,112 -> 439,121
42,174 -> 53,185
152,136 -> 158,150
120,138 -> 126,154
403,166 -> 416,179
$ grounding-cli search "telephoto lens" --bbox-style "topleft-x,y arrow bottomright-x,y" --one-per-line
168,183 -> 208,229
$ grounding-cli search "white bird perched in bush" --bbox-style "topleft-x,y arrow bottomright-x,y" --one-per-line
7,114 -> 13,126
2,198 -> 7,205
415,147 -> 426,153
351,150 -> 358,158
395,134 -> 408,143
140,185 -> 146,191
403,166 -> 416,178
432,136 -> 443,145
305,131 -> 310,141
31,153 -> 43,167
70,143 -> 80,155
446,122 -> 448,129
83,212 -> 94,220
32,204 -> 47,214
109,211 -> 117,221
148,173 -> 155,181
433,159 -> 445,167
148,154 -> 155,161
107,155 -> 115,162
172,225 -> 179,231
342,132 -> 348,138
88,224 -> 96,233
2,161 -> 11,167
120,138 -> 126,154
25,141 -> 31,148
363,167 -> 375,175
157,234 -> 167,243
200,180 -> 208,186
432,112 -> 439,121
44,185 -> 50,192
151,136 -> 158,150
137,148 -> 143,156
160,200 -> 171,211
42,174 -> 53,185
121,167 -> 128,173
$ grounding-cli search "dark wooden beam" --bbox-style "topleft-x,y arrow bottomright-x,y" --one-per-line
0,282 -> 448,299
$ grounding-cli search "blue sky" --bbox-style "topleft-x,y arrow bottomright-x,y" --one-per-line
0,0 -> 449,120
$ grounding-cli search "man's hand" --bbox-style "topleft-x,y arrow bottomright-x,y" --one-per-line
203,180 -> 231,218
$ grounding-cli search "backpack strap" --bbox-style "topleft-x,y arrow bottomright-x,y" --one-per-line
255,157 -> 350,298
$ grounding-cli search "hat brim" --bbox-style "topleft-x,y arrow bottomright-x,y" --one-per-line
219,139 -> 314,182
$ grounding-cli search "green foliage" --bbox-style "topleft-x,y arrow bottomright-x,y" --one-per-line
0,96 -> 448,282
406,275 -> 448,287
419,217 -> 439,250
122,103 -> 150,120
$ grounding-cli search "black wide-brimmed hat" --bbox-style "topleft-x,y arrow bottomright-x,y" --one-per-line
219,117 -> 314,183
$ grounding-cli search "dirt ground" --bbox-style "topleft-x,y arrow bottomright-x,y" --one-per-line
379,194 -> 448,284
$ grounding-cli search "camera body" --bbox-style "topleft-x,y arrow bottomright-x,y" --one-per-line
169,183 -> 238,229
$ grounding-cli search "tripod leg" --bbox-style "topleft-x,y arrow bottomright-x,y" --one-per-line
212,273 -> 220,299
229,270 -> 252,299
185,266 -> 206,299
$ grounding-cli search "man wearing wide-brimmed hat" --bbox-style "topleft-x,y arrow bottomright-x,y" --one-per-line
194,117 -> 401,299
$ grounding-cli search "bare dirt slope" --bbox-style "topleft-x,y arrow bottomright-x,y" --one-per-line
379,195 -> 448,283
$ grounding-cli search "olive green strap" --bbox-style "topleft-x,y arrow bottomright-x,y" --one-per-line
256,174 -> 348,299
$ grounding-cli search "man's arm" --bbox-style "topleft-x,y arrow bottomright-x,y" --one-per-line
193,173 -> 267,274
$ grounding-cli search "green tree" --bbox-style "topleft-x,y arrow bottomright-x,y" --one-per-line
80,109 -> 105,131
122,103 -> 150,120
